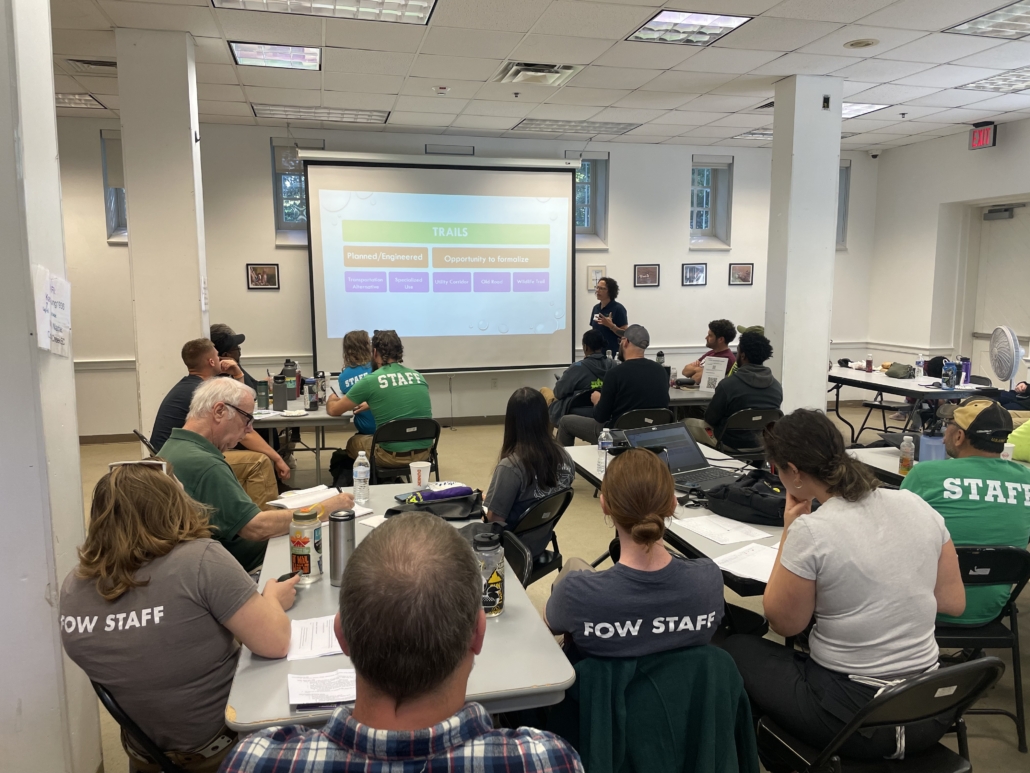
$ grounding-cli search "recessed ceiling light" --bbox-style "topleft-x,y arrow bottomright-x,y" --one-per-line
735,129 -> 774,140
844,38 -> 879,49
962,66 -> 1030,91
55,93 -> 105,109
230,42 -> 320,70
514,118 -> 640,134
212,0 -> 436,25
842,102 -> 889,118
252,104 -> 389,123
947,0 -> 1030,39
627,10 -> 750,46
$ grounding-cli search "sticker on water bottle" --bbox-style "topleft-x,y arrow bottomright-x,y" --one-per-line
483,569 -> 504,613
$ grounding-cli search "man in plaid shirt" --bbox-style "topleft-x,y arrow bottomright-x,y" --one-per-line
220,513 -> 582,773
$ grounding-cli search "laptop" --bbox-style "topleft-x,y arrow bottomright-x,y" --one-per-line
621,423 -> 743,492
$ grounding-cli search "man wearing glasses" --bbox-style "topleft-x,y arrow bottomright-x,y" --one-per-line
160,379 -> 354,572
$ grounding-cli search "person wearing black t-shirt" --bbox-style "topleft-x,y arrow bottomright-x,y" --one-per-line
589,276 -> 628,356
556,325 -> 669,446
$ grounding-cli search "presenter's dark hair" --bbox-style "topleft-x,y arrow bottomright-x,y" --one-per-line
599,276 -> 619,300
500,387 -> 565,490
582,329 -> 605,353
371,330 -> 403,363
737,332 -> 773,365
763,409 -> 879,502
709,319 -> 737,346
342,330 -> 372,368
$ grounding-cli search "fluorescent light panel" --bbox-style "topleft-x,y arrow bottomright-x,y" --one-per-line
948,1 -> 1030,39
628,10 -> 750,46
842,102 -> 889,118
230,42 -> 320,70
962,66 -> 1030,91
253,104 -> 389,123
56,93 -> 105,108
212,0 -> 435,24
514,118 -> 640,134
735,130 -> 861,140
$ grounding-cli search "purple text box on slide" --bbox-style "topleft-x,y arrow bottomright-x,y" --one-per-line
512,272 -> 549,292
474,272 -> 511,292
345,271 -> 386,292
433,272 -> 471,292
389,272 -> 430,292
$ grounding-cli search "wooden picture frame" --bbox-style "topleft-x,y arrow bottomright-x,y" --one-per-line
586,264 -> 606,292
681,263 -> 707,286
247,263 -> 280,290
728,263 -> 753,286
634,263 -> 660,288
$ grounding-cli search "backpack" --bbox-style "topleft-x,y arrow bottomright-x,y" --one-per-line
704,469 -> 787,526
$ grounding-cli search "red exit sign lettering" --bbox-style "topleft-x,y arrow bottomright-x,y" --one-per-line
969,124 -> 997,150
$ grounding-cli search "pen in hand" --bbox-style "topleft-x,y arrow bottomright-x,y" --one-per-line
330,386 -> 340,397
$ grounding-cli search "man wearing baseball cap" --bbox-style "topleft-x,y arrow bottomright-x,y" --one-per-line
556,324 -> 669,446
901,397 -> 1030,625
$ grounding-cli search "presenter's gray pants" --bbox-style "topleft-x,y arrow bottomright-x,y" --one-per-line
556,415 -> 602,446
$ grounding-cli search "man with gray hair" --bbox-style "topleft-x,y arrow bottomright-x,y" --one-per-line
160,378 -> 353,571
220,513 -> 583,773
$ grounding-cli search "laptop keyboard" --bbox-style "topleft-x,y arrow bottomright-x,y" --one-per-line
673,466 -> 734,483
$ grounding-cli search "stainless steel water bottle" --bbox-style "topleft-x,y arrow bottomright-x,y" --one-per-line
329,509 -> 356,587
272,374 -> 288,410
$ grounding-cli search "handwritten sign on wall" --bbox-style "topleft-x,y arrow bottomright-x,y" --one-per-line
31,265 -> 72,357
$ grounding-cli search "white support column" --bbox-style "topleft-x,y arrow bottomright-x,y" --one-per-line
116,29 -> 208,437
0,0 -> 102,770
765,75 -> 844,413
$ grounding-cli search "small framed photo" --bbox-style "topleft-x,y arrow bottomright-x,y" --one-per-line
634,263 -> 660,288
728,263 -> 753,286
586,264 -> 606,292
247,263 -> 280,290
681,263 -> 707,287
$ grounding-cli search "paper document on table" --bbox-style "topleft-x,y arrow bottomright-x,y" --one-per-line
359,515 -> 389,530
287,616 -> 344,661
269,486 -> 342,510
253,410 -> 282,419
714,543 -> 779,583
679,515 -> 770,545
288,669 -> 356,708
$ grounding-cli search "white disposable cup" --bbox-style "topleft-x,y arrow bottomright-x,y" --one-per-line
410,461 -> 431,489
1002,443 -> 1015,461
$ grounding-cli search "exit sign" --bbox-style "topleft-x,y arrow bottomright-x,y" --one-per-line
969,124 -> 997,150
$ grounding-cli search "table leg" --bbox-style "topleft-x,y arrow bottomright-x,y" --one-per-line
314,426 -> 322,485
829,385 -> 856,444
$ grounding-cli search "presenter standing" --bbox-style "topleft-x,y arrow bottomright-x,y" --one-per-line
590,276 -> 628,356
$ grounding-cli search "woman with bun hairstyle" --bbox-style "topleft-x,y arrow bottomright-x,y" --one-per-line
545,448 -> 725,661
724,409 -> 965,764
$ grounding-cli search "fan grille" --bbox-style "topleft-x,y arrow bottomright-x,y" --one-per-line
989,326 -> 1019,383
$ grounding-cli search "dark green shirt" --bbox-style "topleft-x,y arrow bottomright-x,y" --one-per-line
345,362 -> 433,452
159,428 -> 266,571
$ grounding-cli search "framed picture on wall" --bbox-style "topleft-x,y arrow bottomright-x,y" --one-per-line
681,263 -> 707,286
247,263 -> 280,290
634,264 -> 660,288
586,264 -> 606,292
729,263 -> 753,286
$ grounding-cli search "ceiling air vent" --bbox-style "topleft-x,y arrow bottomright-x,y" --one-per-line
64,59 -> 117,75
492,62 -> 582,87
755,101 -> 774,110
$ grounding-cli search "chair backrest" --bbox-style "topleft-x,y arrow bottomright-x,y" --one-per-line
968,374 -> 992,387
133,430 -> 158,456
715,408 -> 783,452
512,488 -> 574,557
369,418 -> 441,477
502,531 -> 533,587
614,408 -> 675,430
955,545 -> 1030,604
92,681 -> 187,773
812,657 -> 1005,769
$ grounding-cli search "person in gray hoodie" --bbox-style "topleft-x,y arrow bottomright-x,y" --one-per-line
543,329 -> 615,427
688,331 -> 783,451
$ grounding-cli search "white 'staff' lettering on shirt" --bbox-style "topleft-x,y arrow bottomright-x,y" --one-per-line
582,611 -> 718,638
376,371 -> 424,389
60,606 -> 165,634
942,478 -> 1030,505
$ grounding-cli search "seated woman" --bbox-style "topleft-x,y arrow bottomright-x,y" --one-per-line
544,448 -> 725,661
724,409 -> 966,766
60,460 -> 299,773
337,329 -> 376,438
484,387 -> 575,531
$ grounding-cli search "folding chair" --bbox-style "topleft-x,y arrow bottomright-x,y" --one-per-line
92,681 -> 187,773
613,408 -> 675,430
133,430 -> 158,456
511,488 -> 574,585
713,408 -> 784,464
367,418 -> 441,485
501,531 -> 533,588
855,391 -> 914,442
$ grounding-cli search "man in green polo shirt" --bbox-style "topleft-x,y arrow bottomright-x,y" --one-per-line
160,378 -> 353,572
327,329 -> 432,486
901,397 -> 1030,625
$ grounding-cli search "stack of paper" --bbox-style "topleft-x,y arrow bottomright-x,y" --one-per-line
678,515 -> 770,545
269,486 -> 374,514
288,669 -> 356,710
287,616 -> 344,661
714,544 -> 779,584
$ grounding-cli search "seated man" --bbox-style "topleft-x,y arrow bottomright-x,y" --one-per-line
680,319 -> 737,382
997,380 -> 1030,411
160,378 -> 352,572
901,398 -> 1030,626
556,325 -> 669,446
220,513 -> 583,773
685,331 -> 783,450
326,330 -> 432,486
541,329 -> 614,427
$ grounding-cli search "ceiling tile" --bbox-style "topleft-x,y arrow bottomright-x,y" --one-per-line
384,125 -> 445,134
764,0 -> 894,23
431,0 -> 551,32
715,138 -> 771,146
990,110 -> 1030,122
449,115 -> 520,130
662,136 -> 720,145
904,89 -> 996,108
244,86 -> 320,107
681,125 -> 742,138
51,29 -> 116,57
681,94 -> 765,111
965,93 -> 1030,111
673,47 -> 782,73
594,40 -> 700,69
464,100 -> 536,117
666,0 -> 781,13
545,86 -> 631,105
193,37 -> 232,65
570,66 -> 663,89
710,112 -> 773,127
474,82 -> 557,102
238,68 -> 320,90
624,124 -> 688,137
847,83 -> 941,102
388,112 -> 455,127
877,33 -> 1005,65
662,110 -> 730,125
798,25 -> 926,57
531,1 -> 653,39
832,58 -> 934,81
394,95 -> 468,114
401,78 -> 482,99
51,0 -> 112,30
324,17 -> 425,52
196,63 -> 237,85
590,106 -> 665,122
98,2 -> 219,37
197,100 -> 254,117
510,35 -> 615,65
321,91 -> 396,110
529,103 -> 603,119
323,49 -> 413,76
894,65 -> 1004,89
841,117 -> 902,131
953,41 -> 1030,70
711,17 -> 842,52
641,70 -> 738,93
95,94 -> 119,109
611,90 -> 697,108
750,52 -> 860,75
324,72 -> 404,94
199,115 -> 256,126
420,26 -> 524,60
57,106 -> 117,119
74,75 -> 117,94
913,107 -> 997,123
608,134 -> 664,143
505,129 -> 570,139
197,83 -> 245,102
857,0 -> 1016,32
872,105 -> 945,119
709,74 -> 781,97
54,74 -> 86,93
442,128 -> 507,137
412,54 -> 502,81
841,80 -> 878,96
215,9 -> 322,46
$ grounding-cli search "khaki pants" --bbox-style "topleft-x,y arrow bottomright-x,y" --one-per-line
223,450 -> 278,509
539,386 -> 556,406
124,727 -> 236,773
346,432 -> 431,470
684,417 -> 717,448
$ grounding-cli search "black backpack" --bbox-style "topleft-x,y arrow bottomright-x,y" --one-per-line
704,469 -> 788,526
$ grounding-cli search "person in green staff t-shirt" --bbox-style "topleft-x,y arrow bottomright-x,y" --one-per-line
901,397 -> 1030,625
327,329 -> 433,487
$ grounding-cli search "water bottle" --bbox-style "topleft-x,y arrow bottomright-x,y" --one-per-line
656,350 -> 665,366
272,374 -> 288,411
606,349 -> 613,363
915,353 -> 925,375
865,352 -> 873,373
899,435 -> 915,476
283,359 -> 297,397
328,509 -> 355,587
304,378 -> 318,411
598,428 -> 613,474
473,532 -> 505,617
353,451 -> 370,504
290,505 -> 323,585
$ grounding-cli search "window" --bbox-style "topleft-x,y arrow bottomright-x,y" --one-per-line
566,152 -> 609,250
690,167 -> 713,235
575,160 -> 594,231
836,163 -> 851,250
271,138 -> 324,246
101,131 -> 127,243
690,155 -> 733,249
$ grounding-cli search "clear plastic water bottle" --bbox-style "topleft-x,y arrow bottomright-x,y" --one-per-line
598,428 -> 613,474
353,451 -> 370,504
915,352 -> 925,375
606,349 -> 613,362
473,533 -> 505,617
899,435 -> 915,477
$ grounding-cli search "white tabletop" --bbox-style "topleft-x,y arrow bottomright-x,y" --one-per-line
848,445 -> 905,478
827,366 -> 990,398
225,483 -> 575,731
253,399 -> 353,427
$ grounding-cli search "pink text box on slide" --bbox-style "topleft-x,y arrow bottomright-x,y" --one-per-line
512,272 -> 549,292
345,271 -> 387,292
389,272 -> 430,292
474,272 -> 511,292
433,272 -> 472,292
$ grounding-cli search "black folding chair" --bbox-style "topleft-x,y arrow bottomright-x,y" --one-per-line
968,375 -> 992,387
935,545 -> 1030,752
92,681 -> 188,773
133,430 -> 158,456
367,418 -> 441,484
511,488 -> 574,585
713,407 -> 783,463
757,657 -> 1006,773
501,531 -> 533,588
855,390 -> 913,442
613,408 -> 675,430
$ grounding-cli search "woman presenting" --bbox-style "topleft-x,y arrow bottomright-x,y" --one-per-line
590,276 -> 627,357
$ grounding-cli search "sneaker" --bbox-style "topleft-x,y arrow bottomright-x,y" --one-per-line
889,411 -> 907,421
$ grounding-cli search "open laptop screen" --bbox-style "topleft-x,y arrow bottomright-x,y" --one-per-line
622,424 -> 709,474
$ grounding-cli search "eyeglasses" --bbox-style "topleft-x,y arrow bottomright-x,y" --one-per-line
108,459 -> 169,475
228,403 -> 255,428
